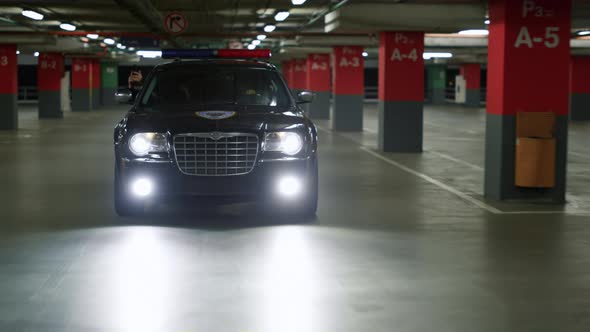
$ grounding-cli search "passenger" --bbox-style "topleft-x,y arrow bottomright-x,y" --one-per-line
127,65 -> 143,101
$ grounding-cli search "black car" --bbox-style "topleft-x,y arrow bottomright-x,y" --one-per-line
113,59 -> 318,217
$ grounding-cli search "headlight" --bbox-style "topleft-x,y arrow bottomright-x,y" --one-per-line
264,132 -> 303,155
128,133 -> 168,156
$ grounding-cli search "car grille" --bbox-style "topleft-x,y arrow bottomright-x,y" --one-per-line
173,133 -> 259,176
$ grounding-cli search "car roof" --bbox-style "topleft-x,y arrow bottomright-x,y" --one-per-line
155,59 -> 277,71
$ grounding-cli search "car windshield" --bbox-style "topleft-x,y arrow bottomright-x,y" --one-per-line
140,66 -> 291,109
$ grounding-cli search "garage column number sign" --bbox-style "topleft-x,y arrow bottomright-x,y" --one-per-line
338,47 -> 361,68
515,0 -> 560,49
164,12 -> 188,35
390,33 -> 419,62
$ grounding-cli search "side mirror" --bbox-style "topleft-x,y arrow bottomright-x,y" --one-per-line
115,88 -> 133,104
296,90 -> 315,104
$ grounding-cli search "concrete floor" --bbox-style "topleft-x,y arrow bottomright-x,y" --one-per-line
1,103 -> 590,332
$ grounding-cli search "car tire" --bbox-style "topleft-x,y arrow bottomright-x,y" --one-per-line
114,161 -> 144,217
300,155 -> 319,218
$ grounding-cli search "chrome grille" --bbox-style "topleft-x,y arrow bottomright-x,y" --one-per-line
173,133 -> 259,176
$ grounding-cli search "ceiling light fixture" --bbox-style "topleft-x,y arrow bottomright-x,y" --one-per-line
251,39 -> 261,46
458,29 -> 489,36
264,24 -> 276,32
136,50 -> 162,58
21,9 -> 44,20
59,23 -> 76,31
423,52 -> 453,60
292,0 -> 307,4
578,31 -> 590,36
86,33 -> 99,39
362,51 -> 368,57
116,43 -> 126,49
16,50 -> 20,55
103,38 -> 115,45
484,19 -> 490,25
274,11 -> 290,22
257,34 -> 267,40
34,52 -> 39,57
128,47 -> 136,51
247,44 -> 256,50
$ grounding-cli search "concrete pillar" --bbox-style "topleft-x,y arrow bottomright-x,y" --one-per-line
460,63 -> 481,107
306,53 -> 331,119
426,65 -> 446,104
71,58 -> 92,111
91,59 -> 101,109
37,53 -> 64,119
101,62 -> 118,106
378,31 -> 424,152
0,44 -> 17,130
485,0 -> 571,202
286,60 -> 295,91
332,46 -> 364,131
570,56 -> 590,121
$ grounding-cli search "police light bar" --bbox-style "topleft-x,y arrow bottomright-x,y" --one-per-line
162,49 -> 271,59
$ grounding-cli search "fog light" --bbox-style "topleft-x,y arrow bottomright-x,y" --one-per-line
131,178 -> 153,197
277,176 -> 302,197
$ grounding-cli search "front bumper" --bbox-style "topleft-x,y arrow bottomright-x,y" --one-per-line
118,156 -> 314,199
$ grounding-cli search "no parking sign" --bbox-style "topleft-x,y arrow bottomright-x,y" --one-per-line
164,12 -> 188,35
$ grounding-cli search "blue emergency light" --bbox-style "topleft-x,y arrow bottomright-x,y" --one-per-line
162,49 -> 272,59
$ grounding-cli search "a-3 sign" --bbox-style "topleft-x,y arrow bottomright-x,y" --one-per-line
164,12 -> 188,35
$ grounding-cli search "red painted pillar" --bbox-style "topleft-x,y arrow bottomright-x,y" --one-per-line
281,61 -> 291,87
285,60 -> 295,90
292,58 -> 307,93
378,31 -> 425,152
71,58 -> 92,111
0,44 -> 18,129
91,59 -> 101,108
38,53 -> 64,119
459,63 -> 481,107
570,56 -> 590,121
332,46 -> 364,131
485,0 -> 571,202
306,53 -> 331,119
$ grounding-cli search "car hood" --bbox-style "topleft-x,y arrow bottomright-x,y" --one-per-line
126,106 -> 308,134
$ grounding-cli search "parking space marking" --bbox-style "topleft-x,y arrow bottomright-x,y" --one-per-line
360,146 -> 503,214
317,124 -> 589,216
425,149 -> 484,171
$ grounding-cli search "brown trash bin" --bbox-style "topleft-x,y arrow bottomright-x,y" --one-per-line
514,112 -> 556,188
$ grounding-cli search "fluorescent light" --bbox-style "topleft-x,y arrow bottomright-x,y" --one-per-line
16,50 -> 20,55
578,31 -> 590,36
116,43 -> 126,49
251,39 -> 261,46
86,33 -> 99,39
136,50 -> 162,58
257,34 -> 267,40
292,0 -> 307,4
274,11 -> 290,22
103,38 -> 115,45
484,19 -> 490,25
247,44 -> 256,50
128,47 -> 135,51
33,52 -> 39,57
264,24 -> 276,32
458,29 -> 489,36
22,9 -> 43,20
59,23 -> 76,31
362,51 -> 368,57
423,52 -> 453,60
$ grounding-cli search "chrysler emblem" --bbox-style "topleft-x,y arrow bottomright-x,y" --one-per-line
195,111 -> 236,120
209,132 -> 224,140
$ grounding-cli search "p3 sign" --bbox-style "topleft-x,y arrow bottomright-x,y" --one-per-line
164,12 -> 188,35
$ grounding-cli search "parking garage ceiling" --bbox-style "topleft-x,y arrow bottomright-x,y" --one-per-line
2,0 -> 590,60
